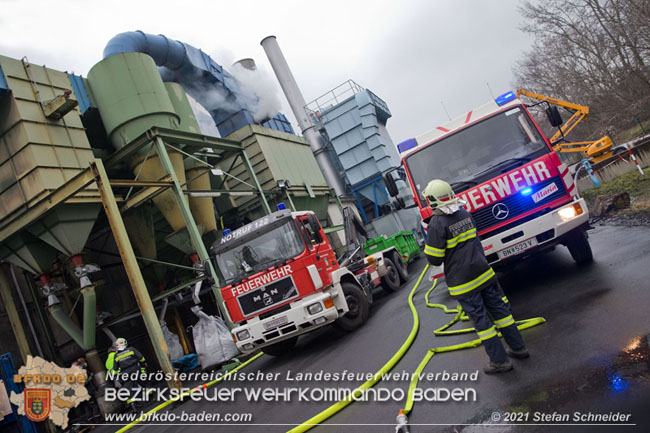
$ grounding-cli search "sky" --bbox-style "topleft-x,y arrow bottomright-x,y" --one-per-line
0,0 -> 534,145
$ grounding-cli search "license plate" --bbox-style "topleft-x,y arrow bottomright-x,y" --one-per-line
264,315 -> 288,331
497,237 -> 538,259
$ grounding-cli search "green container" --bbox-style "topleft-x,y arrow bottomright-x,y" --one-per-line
364,231 -> 421,263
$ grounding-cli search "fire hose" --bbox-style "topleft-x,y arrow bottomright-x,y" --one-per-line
116,264 -> 545,432
288,264 -> 546,433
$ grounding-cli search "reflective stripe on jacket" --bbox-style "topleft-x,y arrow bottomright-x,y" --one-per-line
425,207 -> 496,298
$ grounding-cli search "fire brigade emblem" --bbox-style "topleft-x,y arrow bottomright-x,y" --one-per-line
492,203 -> 509,220
25,389 -> 51,422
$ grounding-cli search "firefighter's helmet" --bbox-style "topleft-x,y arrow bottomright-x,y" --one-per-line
115,337 -> 127,352
423,179 -> 458,209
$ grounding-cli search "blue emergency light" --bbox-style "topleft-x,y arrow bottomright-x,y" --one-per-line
223,228 -> 232,235
495,91 -> 517,106
397,138 -> 417,153
521,187 -> 533,196
276,203 -> 286,210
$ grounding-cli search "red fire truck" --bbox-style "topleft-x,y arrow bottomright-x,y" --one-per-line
387,91 -> 593,267
209,208 -> 407,356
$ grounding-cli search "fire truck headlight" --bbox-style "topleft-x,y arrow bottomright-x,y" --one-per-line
236,330 -> 251,341
558,203 -> 583,221
307,302 -> 323,315
314,317 -> 327,325
243,343 -> 255,351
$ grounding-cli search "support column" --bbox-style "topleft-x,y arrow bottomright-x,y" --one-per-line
241,150 -> 272,214
153,138 -> 234,329
90,159 -> 181,391
0,266 -> 31,364
284,188 -> 297,212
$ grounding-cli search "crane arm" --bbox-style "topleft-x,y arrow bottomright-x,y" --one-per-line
515,89 -> 590,143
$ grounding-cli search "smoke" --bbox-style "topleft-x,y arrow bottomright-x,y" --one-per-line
230,62 -> 282,124
187,93 -> 221,137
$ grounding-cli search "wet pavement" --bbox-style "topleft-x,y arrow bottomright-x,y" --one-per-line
96,224 -> 650,433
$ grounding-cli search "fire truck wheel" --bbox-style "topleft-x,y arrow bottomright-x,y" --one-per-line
392,251 -> 409,283
333,282 -> 369,332
263,337 -> 298,356
380,258 -> 401,293
565,229 -> 594,265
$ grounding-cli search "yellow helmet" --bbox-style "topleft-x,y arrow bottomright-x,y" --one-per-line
423,179 -> 458,209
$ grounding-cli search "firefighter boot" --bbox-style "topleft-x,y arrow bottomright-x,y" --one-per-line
483,360 -> 514,374
506,347 -> 530,359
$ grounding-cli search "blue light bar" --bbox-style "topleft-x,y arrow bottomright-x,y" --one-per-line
397,138 -> 417,153
223,228 -> 232,235
276,203 -> 286,210
495,91 -> 517,106
521,187 -> 533,196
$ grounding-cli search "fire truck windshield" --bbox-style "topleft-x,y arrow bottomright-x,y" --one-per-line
405,106 -> 548,197
214,220 -> 305,285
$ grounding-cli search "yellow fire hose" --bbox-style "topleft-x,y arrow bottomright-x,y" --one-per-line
289,264 -> 546,432
116,263 -> 545,433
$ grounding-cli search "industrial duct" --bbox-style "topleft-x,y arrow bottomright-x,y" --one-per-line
260,36 -> 347,196
104,31 -> 260,137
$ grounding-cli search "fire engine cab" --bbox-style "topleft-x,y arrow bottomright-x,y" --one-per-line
210,208 -> 406,356
388,91 -> 593,266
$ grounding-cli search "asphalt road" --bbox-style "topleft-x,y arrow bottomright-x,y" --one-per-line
102,224 -> 650,433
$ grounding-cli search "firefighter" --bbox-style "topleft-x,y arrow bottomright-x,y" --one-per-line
422,179 -> 529,374
106,338 -> 147,388
105,345 -> 116,374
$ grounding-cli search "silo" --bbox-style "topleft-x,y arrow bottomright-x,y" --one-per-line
0,55 -> 100,265
165,82 -> 217,234
87,52 -> 188,232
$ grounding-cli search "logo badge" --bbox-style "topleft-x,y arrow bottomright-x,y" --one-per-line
25,389 -> 51,422
492,203 -> 509,220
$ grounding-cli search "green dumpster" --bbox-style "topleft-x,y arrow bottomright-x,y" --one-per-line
364,231 -> 421,264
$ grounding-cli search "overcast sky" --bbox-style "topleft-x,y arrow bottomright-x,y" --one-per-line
0,0 -> 533,145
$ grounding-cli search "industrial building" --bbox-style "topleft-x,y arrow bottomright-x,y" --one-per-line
0,32 -> 414,421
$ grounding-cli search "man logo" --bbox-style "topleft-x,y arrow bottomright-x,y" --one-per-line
25,389 -> 51,422
492,203 -> 509,220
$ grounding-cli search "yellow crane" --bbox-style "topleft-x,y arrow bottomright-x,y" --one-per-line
516,89 -> 615,163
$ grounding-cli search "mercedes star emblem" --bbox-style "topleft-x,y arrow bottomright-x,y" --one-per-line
492,203 -> 509,220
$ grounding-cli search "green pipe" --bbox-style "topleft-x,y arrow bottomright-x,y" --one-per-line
81,286 -> 97,349
49,304 -> 87,350
24,273 -> 60,363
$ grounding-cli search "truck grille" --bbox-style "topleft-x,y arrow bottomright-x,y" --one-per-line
237,276 -> 299,317
472,176 -> 567,236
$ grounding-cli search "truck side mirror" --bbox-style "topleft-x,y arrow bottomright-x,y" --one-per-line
384,172 -> 399,197
307,215 -> 322,242
202,259 -> 215,285
545,106 -> 563,128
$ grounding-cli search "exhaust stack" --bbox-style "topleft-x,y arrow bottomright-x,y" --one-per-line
260,36 -> 347,196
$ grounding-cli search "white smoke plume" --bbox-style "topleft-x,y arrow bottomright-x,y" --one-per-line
187,93 -> 221,137
230,62 -> 282,124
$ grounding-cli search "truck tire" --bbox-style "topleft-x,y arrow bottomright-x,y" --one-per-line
263,337 -> 298,356
565,229 -> 593,265
392,251 -> 409,283
380,257 -> 401,293
333,282 -> 369,332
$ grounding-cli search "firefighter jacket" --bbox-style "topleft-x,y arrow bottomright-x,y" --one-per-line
424,207 -> 496,298
106,347 -> 146,374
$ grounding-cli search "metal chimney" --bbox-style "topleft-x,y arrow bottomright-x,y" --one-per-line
260,35 -> 347,196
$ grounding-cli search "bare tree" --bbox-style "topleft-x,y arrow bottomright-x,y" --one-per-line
514,0 -> 650,141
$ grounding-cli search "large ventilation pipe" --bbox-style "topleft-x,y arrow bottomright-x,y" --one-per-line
260,36 -> 347,196
103,31 -> 259,137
